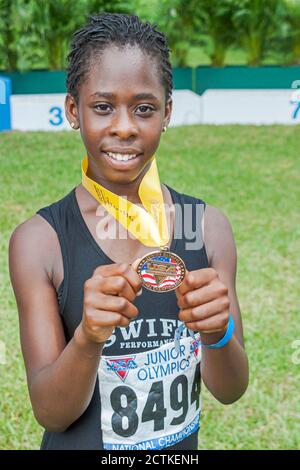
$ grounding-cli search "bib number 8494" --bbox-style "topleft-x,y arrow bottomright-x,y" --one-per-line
110,368 -> 200,438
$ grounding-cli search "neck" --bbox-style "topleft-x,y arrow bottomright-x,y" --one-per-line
85,158 -> 153,206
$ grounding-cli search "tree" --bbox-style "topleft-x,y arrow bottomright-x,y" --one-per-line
233,0 -> 282,66
86,0 -> 135,16
277,0 -> 300,64
0,0 -> 137,72
155,0 -> 201,67
36,0 -> 89,70
196,0 -> 237,67
0,0 -> 18,70
134,0 -> 161,23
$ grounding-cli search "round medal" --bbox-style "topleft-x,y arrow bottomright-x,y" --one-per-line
137,249 -> 186,293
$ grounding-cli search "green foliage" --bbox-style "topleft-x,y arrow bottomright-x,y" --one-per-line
12,0 -> 46,71
154,0 -> 201,67
0,0 -> 136,71
0,0 -> 88,71
232,0 -> 282,66
196,0 -> 237,67
87,0 -> 135,16
1,0 -> 300,70
40,0 -> 89,70
134,0 -> 161,22
274,0 -> 300,65
0,0 -> 18,70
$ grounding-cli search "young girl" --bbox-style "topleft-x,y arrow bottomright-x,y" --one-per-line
9,12 -> 249,450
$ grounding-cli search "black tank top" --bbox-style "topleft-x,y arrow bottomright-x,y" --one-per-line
36,184 -> 209,450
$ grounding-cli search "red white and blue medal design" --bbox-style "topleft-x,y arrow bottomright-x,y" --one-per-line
137,248 -> 186,293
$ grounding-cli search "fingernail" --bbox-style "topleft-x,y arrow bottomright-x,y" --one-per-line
137,288 -> 142,296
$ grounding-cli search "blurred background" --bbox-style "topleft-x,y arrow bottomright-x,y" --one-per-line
1,0 -> 300,127
0,0 -> 299,450
2,0 -> 300,70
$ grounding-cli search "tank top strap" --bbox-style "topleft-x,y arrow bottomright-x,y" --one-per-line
36,189 -> 75,315
164,184 -> 208,269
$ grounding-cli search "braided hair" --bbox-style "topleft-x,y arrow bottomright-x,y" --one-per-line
66,12 -> 173,105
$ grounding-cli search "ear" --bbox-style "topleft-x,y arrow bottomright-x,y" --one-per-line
64,93 -> 79,128
163,98 -> 172,128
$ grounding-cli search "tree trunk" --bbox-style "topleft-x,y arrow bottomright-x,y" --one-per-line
245,34 -> 262,66
48,36 -> 64,70
291,41 -> 300,65
6,23 -> 18,71
210,39 -> 226,67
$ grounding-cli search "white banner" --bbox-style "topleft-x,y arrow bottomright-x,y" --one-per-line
10,89 -> 300,131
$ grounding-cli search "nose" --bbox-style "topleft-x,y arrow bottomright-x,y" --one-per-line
109,107 -> 138,139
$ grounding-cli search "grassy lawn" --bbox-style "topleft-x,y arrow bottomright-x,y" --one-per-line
186,45 -> 281,67
0,126 -> 299,449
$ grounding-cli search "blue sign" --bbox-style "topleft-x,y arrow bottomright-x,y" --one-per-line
0,76 -> 11,131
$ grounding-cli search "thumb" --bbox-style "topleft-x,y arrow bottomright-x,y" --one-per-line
175,268 -> 189,298
131,257 -> 143,296
131,257 -> 142,271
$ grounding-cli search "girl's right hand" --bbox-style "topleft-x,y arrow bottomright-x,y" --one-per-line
79,261 -> 142,345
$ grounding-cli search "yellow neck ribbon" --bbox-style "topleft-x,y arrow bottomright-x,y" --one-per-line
81,155 -> 169,248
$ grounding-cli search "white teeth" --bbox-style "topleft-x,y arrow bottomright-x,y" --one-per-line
106,152 -> 137,161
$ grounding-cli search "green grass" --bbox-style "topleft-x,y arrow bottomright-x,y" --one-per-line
186,45 -> 281,67
0,126 -> 300,449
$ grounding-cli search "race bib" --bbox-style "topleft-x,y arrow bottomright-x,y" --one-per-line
98,334 -> 202,450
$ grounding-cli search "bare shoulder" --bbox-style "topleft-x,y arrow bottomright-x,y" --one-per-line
203,203 -> 237,269
9,214 -> 66,384
9,213 -> 60,283
10,212 -> 55,242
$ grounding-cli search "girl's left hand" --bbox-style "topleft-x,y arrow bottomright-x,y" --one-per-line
175,268 -> 230,334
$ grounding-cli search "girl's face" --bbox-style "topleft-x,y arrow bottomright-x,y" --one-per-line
65,44 -> 172,187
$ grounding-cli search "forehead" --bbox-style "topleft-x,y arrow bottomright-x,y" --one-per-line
82,44 -> 164,99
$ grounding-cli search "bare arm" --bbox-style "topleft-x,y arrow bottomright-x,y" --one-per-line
9,217 -> 103,432
200,205 -> 248,404
177,205 -> 249,405
9,216 -> 141,432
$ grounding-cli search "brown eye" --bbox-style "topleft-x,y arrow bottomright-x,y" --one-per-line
94,104 -> 111,112
137,105 -> 154,114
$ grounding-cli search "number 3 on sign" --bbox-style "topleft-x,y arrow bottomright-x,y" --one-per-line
49,106 -> 63,126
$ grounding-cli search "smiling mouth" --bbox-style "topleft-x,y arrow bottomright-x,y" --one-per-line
103,151 -> 142,162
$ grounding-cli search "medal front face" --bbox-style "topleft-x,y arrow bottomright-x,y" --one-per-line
137,251 -> 186,293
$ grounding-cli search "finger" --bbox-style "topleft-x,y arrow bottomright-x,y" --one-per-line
177,281 -> 228,310
185,311 -> 230,333
130,258 -> 143,296
131,257 -> 142,271
178,296 -> 230,323
176,268 -> 217,297
136,288 -> 143,297
87,292 -> 139,319
96,275 -> 137,302
88,309 -> 132,328
93,263 -> 142,294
